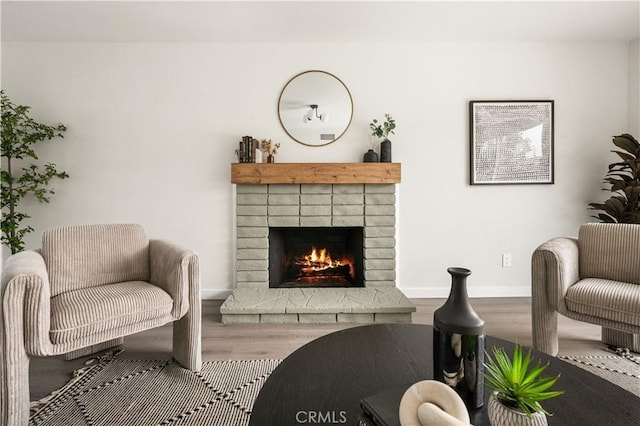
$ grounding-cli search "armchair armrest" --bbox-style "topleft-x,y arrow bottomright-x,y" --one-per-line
531,236 -> 580,309
1,250 -> 53,356
149,239 -> 199,319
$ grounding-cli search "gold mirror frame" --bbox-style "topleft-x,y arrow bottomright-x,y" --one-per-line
277,70 -> 354,147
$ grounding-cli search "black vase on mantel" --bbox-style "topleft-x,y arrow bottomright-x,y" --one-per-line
363,149 -> 379,162
380,138 -> 392,162
433,267 -> 485,410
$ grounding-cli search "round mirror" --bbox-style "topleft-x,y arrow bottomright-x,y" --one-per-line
278,70 -> 353,147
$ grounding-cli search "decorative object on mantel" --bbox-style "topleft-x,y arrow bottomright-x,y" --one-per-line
588,133 -> 640,224
236,136 -> 260,163
370,113 -> 396,163
484,345 -> 563,426
469,100 -> 554,185
260,139 -> 280,163
363,149 -> 378,162
433,267 -> 485,410
398,380 -> 471,425
278,70 -> 353,147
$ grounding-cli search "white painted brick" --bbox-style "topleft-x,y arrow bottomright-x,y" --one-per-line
237,259 -> 268,271
236,205 -> 268,216
365,280 -> 396,288
365,270 -> 396,281
364,259 -> 396,270
237,216 -> 268,227
365,184 -> 396,194
301,184 -> 332,194
333,194 -> 364,205
365,205 -> 395,216
301,216 -> 332,227
268,194 -> 300,205
268,184 -> 301,194
237,194 -> 267,205
237,248 -> 268,260
237,238 -> 268,249
298,313 -> 338,323
300,194 -> 332,205
268,216 -> 300,227
337,313 -> 375,323
332,184 -> 364,194
332,216 -> 364,227
332,205 -> 364,216
366,216 -> 396,226
237,270 -> 269,282
364,248 -> 396,259
300,205 -> 332,216
268,205 -> 300,216
364,237 -> 395,248
364,226 -> 395,237
236,185 -> 267,194
365,193 -> 395,205
260,314 -> 299,324
237,227 -> 268,238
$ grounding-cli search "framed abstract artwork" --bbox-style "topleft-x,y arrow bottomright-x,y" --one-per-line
469,100 -> 554,185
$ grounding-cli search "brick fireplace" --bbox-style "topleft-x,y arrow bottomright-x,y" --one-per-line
221,163 -> 415,324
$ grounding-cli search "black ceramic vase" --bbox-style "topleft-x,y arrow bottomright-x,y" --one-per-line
380,139 -> 392,162
433,267 -> 485,410
363,149 -> 379,162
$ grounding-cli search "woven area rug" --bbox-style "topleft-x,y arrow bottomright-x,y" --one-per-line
559,347 -> 640,397
29,351 -> 281,426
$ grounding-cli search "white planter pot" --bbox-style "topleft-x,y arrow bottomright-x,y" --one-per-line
487,393 -> 548,426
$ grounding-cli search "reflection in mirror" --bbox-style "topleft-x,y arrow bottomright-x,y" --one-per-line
278,70 -> 353,147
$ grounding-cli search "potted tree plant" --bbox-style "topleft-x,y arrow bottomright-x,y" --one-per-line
588,133 -> 640,223
1,90 -> 69,254
484,345 -> 563,426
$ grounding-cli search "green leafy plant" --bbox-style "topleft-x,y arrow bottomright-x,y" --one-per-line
588,133 -> 640,223
1,90 -> 69,254
369,113 -> 396,139
484,345 -> 563,418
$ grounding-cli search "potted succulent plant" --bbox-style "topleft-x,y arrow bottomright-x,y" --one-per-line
484,345 -> 563,426
369,114 -> 396,162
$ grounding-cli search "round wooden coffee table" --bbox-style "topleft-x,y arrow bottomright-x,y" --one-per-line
250,324 -> 639,426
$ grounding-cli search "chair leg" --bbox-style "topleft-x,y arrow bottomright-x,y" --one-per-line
1,327 -> 31,426
531,288 -> 559,356
173,307 -> 202,371
602,328 -> 640,352
61,337 -> 124,360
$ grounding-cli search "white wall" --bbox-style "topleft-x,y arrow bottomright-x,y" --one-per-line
1,41 -> 629,298
629,39 -> 640,137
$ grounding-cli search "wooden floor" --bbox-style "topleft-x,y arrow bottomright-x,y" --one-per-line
29,297 -> 605,401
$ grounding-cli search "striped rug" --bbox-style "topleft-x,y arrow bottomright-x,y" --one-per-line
29,351 -> 280,426
559,348 -> 640,397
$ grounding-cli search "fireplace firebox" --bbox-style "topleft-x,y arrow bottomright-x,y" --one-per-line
269,227 -> 364,288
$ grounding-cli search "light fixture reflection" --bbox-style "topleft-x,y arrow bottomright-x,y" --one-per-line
303,104 -> 328,123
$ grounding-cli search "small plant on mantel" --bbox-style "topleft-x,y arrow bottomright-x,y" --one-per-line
261,139 -> 280,163
369,114 -> 396,140
484,345 -> 563,425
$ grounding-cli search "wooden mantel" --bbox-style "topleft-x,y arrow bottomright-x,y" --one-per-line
231,163 -> 401,184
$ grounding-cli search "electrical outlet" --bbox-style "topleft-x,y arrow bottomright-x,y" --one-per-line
502,253 -> 512,267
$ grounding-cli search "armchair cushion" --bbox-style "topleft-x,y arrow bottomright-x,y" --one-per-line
579,223 -> 640,285
50,281 -> 173,344
565,278 -> 640,327
42,224 -> 150,297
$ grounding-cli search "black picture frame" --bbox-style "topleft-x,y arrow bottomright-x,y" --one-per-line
469,100 -> 554,185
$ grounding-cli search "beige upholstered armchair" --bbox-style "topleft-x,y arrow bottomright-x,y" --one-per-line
0,224 -> 201,425
532,223 -> 640,356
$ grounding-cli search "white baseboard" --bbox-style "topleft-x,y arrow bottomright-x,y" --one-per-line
201,287 -> 531,300
398,286 -> 531,298
201,289 -> 233,300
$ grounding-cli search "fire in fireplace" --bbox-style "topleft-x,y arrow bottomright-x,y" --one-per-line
269,227 -> 364,288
